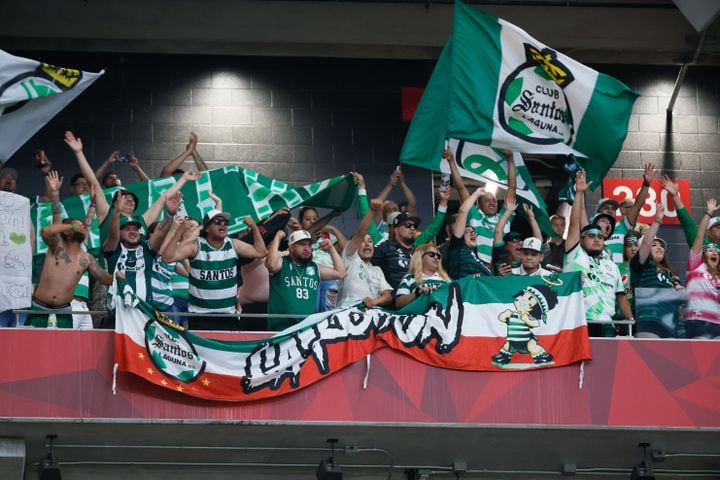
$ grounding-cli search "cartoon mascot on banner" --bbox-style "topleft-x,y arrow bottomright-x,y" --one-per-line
492,283 -> 559,366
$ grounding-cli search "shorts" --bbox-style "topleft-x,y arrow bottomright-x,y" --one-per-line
684,320 -> 720,339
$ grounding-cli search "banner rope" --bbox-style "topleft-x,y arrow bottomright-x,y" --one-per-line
362,354 -> 372,389
578,360 -> 585,390
112,363 -> 118,395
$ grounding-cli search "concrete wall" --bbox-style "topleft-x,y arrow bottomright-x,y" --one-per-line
5,52 -> 720,273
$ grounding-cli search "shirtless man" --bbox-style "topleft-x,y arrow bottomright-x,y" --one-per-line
29,217 -> 112,328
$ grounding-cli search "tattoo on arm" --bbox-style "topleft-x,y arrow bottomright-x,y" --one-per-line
86,254 -> 113,285
51,193 -> 62,222
78,254 -> 90,268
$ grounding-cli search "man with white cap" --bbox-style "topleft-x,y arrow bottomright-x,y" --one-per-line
266,228 -> 346,331
512,237 -> 552,276
162,209 -> 267,317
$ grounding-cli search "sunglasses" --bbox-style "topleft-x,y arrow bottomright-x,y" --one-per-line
423,251 -> 442,260
401,223 -> 417,229
211,218 -> 229,226
507,237 -> 523,243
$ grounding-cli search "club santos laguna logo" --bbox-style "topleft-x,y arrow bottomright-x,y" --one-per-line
498,43 -> 576,145
145,316 -> 206,383
0,63 -> 83,116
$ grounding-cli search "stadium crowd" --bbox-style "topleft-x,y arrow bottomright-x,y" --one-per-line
0,131 -> 718,340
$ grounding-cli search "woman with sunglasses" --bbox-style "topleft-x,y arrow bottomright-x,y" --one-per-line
631,203 -> 684,338
394,244 -> 450,309
685,198 -> 720,339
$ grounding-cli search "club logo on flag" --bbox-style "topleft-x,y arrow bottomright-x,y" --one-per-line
0,63 -> 83,115
145,316 -> 206,383
498,43 -> 576,145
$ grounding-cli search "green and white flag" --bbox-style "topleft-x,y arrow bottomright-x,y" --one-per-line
0,50 -> 104,161
401,1 -> 639,187
449,139 -> 553,236
31,166 -> 357,257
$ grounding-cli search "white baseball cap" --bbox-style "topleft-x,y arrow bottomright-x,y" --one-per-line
709,216 -> 720,230
521,237 -> 543,252
386,211 -> 401,226
203,209 -> 230,226
288,229 -> 312,246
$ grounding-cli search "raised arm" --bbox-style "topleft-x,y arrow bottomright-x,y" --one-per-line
160,133 -> 196,178
265,230 -> 286,274
191,136 -> 209,172
65,131 -> 110,223
445,146 -> 469,202
493,196 -> 518,244
638,203 -> 664,264
40,222 -> 74,249
522,203 -> 542,240
322,225 -> 347,253
37,150 -> 55,202
128,155 -> 150,182
626,163 -> 655,227
233,217 -> 268,259
454,187 -> 485,238
414,188 -> 449,245
395,168 -> 417,215
93,150 -> 118,182
566,170 -> 592,252
692,199 -> 718,254
372,170 -> 398,224
102,195 -> 128,253
46,170 -> 64,224
662,175 -> 696,246
503,149 -> 517,203
161,220 -> 199,263
353,172 -> 381,244
141,169 -> 200,226
318,237 -> 346,281
347,199 -> 382,256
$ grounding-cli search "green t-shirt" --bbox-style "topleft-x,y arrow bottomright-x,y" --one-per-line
468,206 -> 512,264
268,256 -> 321,331
447,235 -> 492,280
630,255 -> 681,290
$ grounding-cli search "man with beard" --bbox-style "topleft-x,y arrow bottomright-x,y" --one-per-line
337,199 -> 393,308
371,212 -> 421,289
564,170 -> 634,336
266,229 -> 346,331
29,218 -> 112,328
103,192 -> 167,308
162,210 -> 267,319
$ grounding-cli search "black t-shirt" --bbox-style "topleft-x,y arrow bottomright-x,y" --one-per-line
371,239 -> 413,289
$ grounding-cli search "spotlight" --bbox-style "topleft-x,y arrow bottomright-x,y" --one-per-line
630,443 -> 655,480
37,434 -> 61,480
316,438 -> 343,480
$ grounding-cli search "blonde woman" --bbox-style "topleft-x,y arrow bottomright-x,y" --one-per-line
394,244 -> 450,309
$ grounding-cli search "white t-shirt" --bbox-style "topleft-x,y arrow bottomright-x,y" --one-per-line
338,248 -> 392,308
511,264 -> 553,276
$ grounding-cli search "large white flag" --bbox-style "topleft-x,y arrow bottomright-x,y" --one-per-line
0,50 -> 103,161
